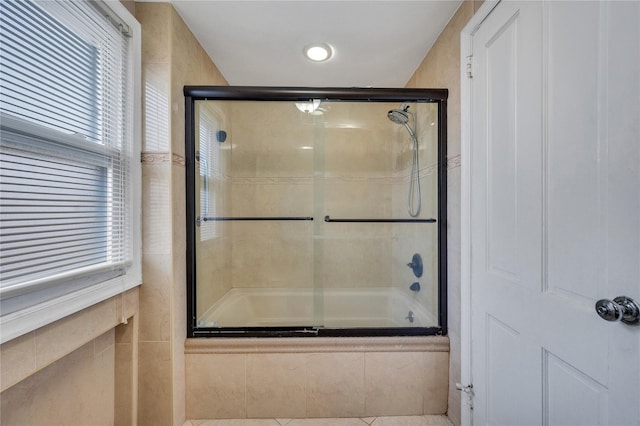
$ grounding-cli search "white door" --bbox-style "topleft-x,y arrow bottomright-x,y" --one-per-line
463,1 -> 640,425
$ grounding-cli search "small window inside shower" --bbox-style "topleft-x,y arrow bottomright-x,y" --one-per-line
185,87 -> 448,338
197,105 -> 223,241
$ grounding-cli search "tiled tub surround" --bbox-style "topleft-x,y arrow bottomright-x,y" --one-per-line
194,100 -> 442,327
185,336 -> 449,420
0,287 -> 139,425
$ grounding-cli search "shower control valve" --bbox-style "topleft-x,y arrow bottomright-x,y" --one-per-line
407,253 -> 423,278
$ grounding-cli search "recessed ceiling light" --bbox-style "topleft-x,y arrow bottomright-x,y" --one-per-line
303,43 -> 333,62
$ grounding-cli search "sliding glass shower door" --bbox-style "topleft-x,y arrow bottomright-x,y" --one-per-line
193,100 -> 317,328
186,87 -> 447,337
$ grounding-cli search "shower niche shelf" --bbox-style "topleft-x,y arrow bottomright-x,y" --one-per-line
185,86 -> 448,338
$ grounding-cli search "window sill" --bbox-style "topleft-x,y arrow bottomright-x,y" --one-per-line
0,278 -> 141,345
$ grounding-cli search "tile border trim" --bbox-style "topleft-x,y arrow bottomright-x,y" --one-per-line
141,152 -> 185,166
185,336 -> 449,354
447,154 -> 461,170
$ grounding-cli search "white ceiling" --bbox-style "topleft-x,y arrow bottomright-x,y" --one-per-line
138,1 -> 462,87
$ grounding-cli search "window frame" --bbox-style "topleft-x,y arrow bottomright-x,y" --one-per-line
0,0 -> 141,344
197,105 -> 223,241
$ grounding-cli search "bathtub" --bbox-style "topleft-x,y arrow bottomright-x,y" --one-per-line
198,287 -> 437,328
185,332 -> 449,419
189,287 -> 447,419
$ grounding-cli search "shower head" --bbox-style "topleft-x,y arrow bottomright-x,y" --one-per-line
388,106 -> 416,139
387,108 -> 410,125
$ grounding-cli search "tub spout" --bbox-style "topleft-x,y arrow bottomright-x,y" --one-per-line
410,282 -> 421,292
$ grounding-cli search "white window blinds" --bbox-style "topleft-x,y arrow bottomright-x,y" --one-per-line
0,0 -> 140,339
198,109 -> 220,240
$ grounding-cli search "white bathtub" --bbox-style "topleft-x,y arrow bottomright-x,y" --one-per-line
198,287 -> 436,328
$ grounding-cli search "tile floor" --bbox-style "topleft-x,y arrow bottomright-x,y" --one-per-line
183,415 -> 453,426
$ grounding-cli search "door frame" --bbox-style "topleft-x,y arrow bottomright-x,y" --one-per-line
460,2 -> 501,425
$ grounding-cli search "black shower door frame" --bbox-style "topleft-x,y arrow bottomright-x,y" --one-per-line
184,86 -> 448,338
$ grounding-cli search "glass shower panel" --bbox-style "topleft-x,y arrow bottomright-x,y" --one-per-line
186,87 -> 446,337
194,101 -> 228,325
194,100 -> 318,327
315,101 -> 439,328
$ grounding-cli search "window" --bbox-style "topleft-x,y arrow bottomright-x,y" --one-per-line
198,108 -> 221,241
0,0 -> 141,343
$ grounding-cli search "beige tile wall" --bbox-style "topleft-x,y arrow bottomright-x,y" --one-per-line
187,353 -> 247,419
197,235 -> 232,317
0,288 -> 139,425
0,2 -> 480,424
185,337 -> 449,420
2,335 -> 115,425
136,3 -> 175,422
198,100 -> 441,323
405,2 -> 484,424
137,2 -> 229,425
225,101 -> 315,294
136,0 -> 479,423
115,318 -> 138,426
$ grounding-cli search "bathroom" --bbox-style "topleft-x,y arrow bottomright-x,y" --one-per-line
0,1 -> 474,424
0,0 -> 640,426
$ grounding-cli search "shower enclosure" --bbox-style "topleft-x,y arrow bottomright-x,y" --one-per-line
185,87 -> 447,337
